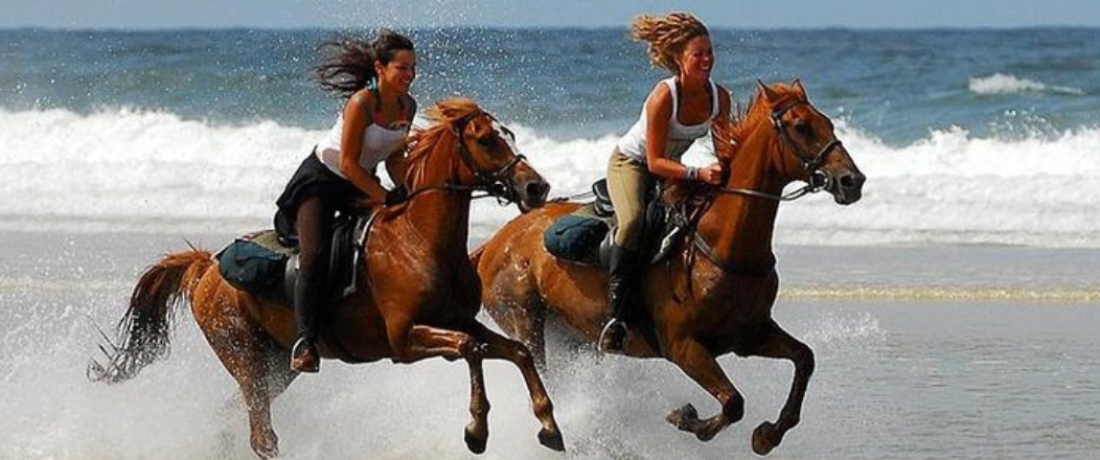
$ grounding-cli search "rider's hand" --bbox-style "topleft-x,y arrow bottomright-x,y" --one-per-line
699,163 -> 724,185
384,185 -> 409,207
354,195 -> 383,211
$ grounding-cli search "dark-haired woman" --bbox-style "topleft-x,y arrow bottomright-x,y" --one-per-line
274,30 -> 417,373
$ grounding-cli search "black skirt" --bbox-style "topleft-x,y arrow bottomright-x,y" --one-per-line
273,150 -> 365,244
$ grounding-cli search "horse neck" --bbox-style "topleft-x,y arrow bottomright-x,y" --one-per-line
401,138 -> 474,255
697,119 -> 789,267
404,189 -> 472,256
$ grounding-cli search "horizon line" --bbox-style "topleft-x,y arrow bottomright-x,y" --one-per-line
3,24 -> 1100,33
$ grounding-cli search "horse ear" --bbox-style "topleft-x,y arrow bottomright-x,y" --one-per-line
757,79 -> 780,102
792,79 -> 807,97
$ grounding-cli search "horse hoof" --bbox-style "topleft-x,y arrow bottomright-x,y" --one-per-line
538,427 -> 566,452
666,403 -> 699,430
464,423 -> 488,454
251,432 -> 279,459
752,421 -> 779,456
252,443 -> 278,459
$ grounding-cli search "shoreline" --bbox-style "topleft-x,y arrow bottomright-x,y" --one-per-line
3,229 -> 1099,303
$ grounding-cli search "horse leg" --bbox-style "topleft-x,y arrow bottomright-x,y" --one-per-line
388,324 -> 494,453
464,355 -> 491,454
389,324 -> 486,363
211,334 -> 297,459
244,349 -> 299,459
195,299 -> 297,458
469,322 -> 565,452
482,272 -> 549,369
489,303 -> 548,370
742,320 -> 814,456
664,338 -> 745,442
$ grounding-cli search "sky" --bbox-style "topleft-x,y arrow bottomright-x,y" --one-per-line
3,0 -> 1100,30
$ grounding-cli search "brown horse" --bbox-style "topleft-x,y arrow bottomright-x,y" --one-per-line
471,81 -> 865,455
90,99 -> 565,458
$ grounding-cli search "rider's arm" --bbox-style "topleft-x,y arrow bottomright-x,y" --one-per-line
699,85 -> 733,184
711,84 -> 733,152
643,84 -> 691,180
383,96 -> 417,189
340,91 -> 388,206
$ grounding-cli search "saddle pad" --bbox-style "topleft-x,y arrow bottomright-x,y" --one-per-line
543,215 -> 609,266
216,230 -> 291,302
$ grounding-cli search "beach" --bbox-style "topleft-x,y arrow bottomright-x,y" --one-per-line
2,230 -> 1099,459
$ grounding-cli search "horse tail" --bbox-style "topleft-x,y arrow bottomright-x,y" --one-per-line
88,248 -> 214,384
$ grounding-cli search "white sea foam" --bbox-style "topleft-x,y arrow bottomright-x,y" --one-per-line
0,290 -> 882,460
3,107 -> 1100,247
969,72 -> 1085,96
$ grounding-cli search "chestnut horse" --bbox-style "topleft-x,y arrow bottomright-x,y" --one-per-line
471,81 -> 865,455
90,99 -> 564,458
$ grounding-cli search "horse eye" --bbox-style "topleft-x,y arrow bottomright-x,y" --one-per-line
794,122 -> 813,137
477,136 -> 494,147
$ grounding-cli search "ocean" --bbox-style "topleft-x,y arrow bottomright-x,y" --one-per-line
3,27 -> 1100,244
1,27 -> 1099,459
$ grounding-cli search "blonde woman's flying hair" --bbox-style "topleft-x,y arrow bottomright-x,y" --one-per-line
631,12 -> 709,74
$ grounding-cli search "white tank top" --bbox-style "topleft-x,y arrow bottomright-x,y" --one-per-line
315,113 -> 409,178
617,77 -> 719,163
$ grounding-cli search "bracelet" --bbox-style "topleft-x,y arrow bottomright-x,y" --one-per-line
686,166 -> 698,181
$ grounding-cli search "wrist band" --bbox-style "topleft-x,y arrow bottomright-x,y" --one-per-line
686,166 -> 698,181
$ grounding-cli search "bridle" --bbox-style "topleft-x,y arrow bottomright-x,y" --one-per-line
717,98 -> 843,201
404,110 -> 529,205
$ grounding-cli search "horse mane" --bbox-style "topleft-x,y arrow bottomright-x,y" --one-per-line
661,82 -> 806,207
725,82 -> 805,148
402,98 -> 483,187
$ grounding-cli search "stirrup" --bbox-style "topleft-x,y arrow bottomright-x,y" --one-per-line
598,319 -> 627,354
290,338 -> 320,373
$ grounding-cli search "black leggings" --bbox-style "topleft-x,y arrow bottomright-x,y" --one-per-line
294,195 -> 335,342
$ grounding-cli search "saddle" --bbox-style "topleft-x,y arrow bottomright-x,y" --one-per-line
216,213 -> 370,305
543,179 -> 688,267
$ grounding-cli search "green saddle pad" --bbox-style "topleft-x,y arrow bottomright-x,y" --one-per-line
543,210 -> 610,266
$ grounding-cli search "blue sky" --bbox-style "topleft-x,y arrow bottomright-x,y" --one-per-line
3,0 -> 1100,30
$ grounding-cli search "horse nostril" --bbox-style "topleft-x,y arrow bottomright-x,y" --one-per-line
839,172 -> 864,190
527,181 -> 549,200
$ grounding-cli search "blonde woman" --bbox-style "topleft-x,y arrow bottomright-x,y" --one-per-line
600,12 -> 731,353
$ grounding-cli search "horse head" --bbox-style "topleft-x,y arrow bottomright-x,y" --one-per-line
718,80 -> 864,204
406,98 -> 550,212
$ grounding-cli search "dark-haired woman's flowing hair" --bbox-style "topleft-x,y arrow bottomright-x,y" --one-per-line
313,29 -> 414,99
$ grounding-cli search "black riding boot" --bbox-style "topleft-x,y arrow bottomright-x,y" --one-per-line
289,196 -> 332,373
290,262 -> 322,373
599,244 -> 639,353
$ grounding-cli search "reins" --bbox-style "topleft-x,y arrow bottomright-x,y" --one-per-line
715,184 -> 818,202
